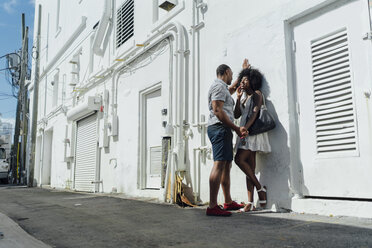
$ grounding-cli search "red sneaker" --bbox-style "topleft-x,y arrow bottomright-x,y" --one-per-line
206,205 -> 232,216
223,201 -> 244,211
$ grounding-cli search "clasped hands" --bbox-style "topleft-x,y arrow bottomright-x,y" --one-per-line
236,126 -> 248,138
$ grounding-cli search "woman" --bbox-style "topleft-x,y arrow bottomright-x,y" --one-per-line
234,68 -> 271,212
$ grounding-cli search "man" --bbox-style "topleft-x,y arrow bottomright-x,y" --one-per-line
206,61 -> 249,216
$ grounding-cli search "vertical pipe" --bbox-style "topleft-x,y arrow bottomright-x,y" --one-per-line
191,0 -> 196,124
193,148 -> 197,203
153,0 -> 159,23
197,149 -> 201,202
368,0 -> 372,29
176,24 -> 185,171
196,10 -> 201,124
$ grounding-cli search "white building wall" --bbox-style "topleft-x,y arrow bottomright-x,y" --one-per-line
28,0 -> 372,218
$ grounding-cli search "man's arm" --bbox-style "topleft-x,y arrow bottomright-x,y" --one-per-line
228,58 -> 251,95
228,79 -> 240,95
212,100 -> 246,137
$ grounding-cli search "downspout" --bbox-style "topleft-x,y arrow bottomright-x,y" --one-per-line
92,0 -> 112,56
191,0 -> 196,124
191,0 -> 205,126
191,0 -> 207,202
173,22 -> 186,172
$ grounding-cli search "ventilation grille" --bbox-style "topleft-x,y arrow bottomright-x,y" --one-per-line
116,0 -> 134,48
150,146 -> 162,175
311,28 -> 357,155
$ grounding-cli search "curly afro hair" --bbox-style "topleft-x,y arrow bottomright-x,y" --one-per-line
238,68 -> 263,91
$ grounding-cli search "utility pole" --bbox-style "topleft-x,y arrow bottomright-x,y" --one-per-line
21,24 -> 29,184
11,14 -> 28,184
28,5 -> 42,187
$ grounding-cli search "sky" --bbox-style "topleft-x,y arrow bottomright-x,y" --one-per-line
0,0 -> 35,127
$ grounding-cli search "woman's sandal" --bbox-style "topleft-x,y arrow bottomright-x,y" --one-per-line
238,202 -> 254,212
257,186 -> 267,208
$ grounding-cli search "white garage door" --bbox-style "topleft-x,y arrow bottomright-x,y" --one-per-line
74,113 -> 98,192
293,0 -> 372,198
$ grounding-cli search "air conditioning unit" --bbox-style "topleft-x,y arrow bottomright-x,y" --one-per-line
159,0 -> 178,11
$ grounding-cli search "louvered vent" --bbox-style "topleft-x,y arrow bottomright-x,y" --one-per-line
150,146 -> 162,175
311,28 -> 357,155
116,0 -> 134,48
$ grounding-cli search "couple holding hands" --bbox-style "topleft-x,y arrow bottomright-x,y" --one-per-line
206,59 -> 271,216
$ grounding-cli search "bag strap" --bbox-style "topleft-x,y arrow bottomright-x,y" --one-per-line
261,93 -> 266,107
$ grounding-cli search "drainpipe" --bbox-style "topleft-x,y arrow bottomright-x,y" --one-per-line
174,24 -> 186,173
92,0 -> 112,56
191,0 -> 205,126
190,0 -> 206,202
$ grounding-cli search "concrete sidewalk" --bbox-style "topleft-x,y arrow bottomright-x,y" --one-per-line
0,186 -> 372,247
0,212 -> 51,248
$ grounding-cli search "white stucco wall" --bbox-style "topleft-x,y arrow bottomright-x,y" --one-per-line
28,0 -> 372,218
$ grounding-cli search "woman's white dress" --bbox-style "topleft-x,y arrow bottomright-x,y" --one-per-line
236,96 -> 271,153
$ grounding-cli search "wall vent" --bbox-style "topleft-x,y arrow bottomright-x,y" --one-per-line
311,28 -> 357,155
116,0 -> 134,48
149,146 -> 162,175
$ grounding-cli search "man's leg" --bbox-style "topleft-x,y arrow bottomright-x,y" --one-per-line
221,161 -> 232,204
209,160 -> 226,208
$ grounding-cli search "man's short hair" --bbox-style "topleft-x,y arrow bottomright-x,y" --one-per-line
216,64 -> 231,77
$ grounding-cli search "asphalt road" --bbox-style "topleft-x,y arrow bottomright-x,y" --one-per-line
0,186 -> 371,248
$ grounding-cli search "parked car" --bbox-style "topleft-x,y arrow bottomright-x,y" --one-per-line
0,148 -> 9,184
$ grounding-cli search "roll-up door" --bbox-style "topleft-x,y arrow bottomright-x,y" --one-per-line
74,113 -> 98,192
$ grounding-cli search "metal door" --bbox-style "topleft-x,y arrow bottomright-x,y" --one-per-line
293,0 -> 372,198
74,113 -> 98,192
145,89 -> 162,189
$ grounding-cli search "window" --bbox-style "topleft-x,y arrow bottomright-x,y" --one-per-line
116,0 -> 134,48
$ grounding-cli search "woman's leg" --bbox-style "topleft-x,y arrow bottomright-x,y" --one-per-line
249,152 -> 267,207
245,152 -> 255,210
235,149 -> 261,211
234,149 -> 262,189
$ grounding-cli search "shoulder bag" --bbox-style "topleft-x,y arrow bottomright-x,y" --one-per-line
247,93 -> 276,135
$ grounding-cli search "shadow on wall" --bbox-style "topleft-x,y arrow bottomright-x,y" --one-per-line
255,77 -> 293,211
